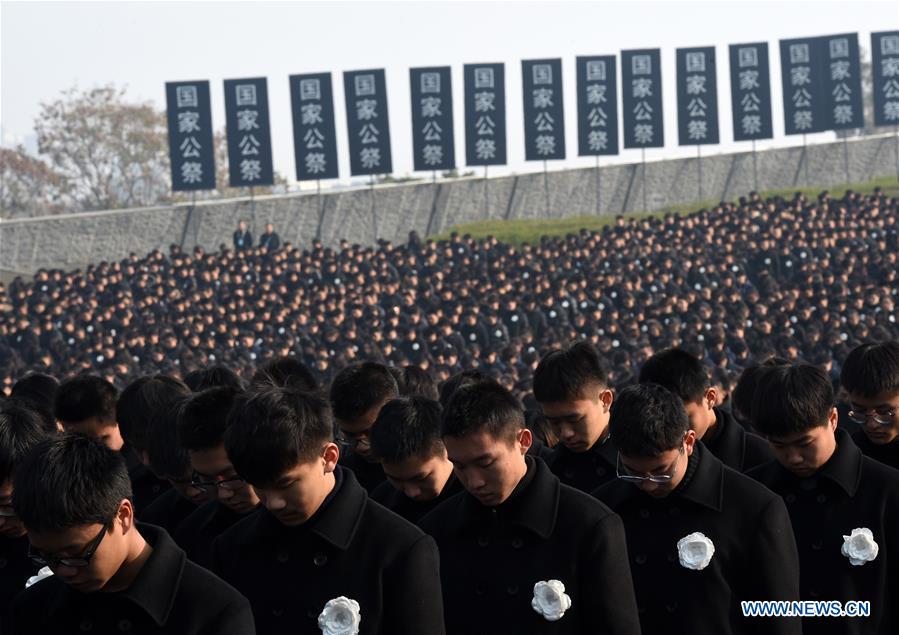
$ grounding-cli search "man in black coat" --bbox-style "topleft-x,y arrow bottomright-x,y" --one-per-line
369,396 -> 463,524
420,380 -> 641,635
839,341 -> 899,471
594,383 -> 801,635
533,341 -> 619,492
233,220 -> 253,251
10,434 -> 254,635
258,222 -> 281,251
213,386 -> 446,635
639,348 -> 773,472
748,363 -> 899,635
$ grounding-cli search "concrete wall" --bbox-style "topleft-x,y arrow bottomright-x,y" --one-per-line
1,134 -> 897,275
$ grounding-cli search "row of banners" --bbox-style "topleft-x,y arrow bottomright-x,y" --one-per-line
166,31 -> 899,191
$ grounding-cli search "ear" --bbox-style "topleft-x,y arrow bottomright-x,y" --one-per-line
116,499 -> 135,534
704,388 -> 717,410
517,427 -> 533,455
684,429 -> 698,456
599,388 -> 614,411
322,442 -> 341,473
828,407 -> 839,431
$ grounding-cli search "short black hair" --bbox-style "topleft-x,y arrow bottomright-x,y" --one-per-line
11,372 -> 59,418
0,400 -> 51,483
639,348 -> 708,403
731,357 -> 791,424
178,386 -> 242,451
54,375 -> 118,424
441,380 -> 525,442
370,397 -> 443,463
145,397 -> 191,479
329,362 -> 398,422
397,366 -> 439,401
183,365 -> 244,392
13,433 -> 131,533
610,383 -> 689,457
533,340 -> 609,402
225,386 -> 334,485
438,369 -> 489,409
116,375 -> 190,452
840,341 -> 899,398
752,364 -> 834,437
252,356 -> 317,392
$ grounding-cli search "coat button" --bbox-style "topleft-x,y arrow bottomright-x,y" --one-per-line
477,535 -> 489,547
816,494 -> 827,504
595,467 -> 607,477
313,553 -> 328,567
669,507 -> 681,517
475,584 -> 486,596
666,601 -> 679,613
811,540 -> 823,551
563,470 -> 575,480
666,554 -> 676,564
276,551 -> 289,563
0,558 -> 7,568
506,585 -> 519,596
306,608 -> 317,619
639,509 -> 650,519
511,537 -> 524,549
272,608 -> 284,617
635,554 -> 648,565
809,588 -> 821,598
785,494 -> 797,504
117,619 -> 132,632
79,621 -> 93,632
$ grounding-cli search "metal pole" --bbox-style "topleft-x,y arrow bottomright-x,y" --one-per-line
595,155 -> 601,216
842,136 -> 850,185
752,139 -> 758,192
802,133 -> 809,186
432,170 -> 437,186
894,125 -> 899,182
543,160 -> 550,216
641,148 -> 647,212
484,165 -> 489,217
697,145 -> 702,201
369,174 -> 377,240
315,179 -> 323,242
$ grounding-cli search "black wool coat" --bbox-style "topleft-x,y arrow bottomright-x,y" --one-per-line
420,457 -> 641,635
704,407 -> 773,473
594,443 -> 802,635
547,432 -> 618,493
211,467 -> 446,635
370,474 -> 464,525
851,428 -> 899,472
173,500 -> 255,568
138,487 -> 199,536
748,428 -> 899,635
11,524 -> 255,635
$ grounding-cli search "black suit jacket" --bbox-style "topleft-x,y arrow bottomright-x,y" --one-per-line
594,443 -> 801,635
212,467 -> 445,635
420,457 -> 641,635
748,429 -> 899,635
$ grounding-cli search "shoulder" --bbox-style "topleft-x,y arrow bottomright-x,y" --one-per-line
419,490 -> 468,536
721,463 -> 784,510
557,481 -> 618,524
369,480 -> 398,506
361,496 -> 428,545
212,508 -> 264,551
11,575 -> 64,623
859,454 -> 899,495
178,558 -> 253,607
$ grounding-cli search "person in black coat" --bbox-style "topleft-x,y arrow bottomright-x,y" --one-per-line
594,383 -> 801,635
839,341 -> 899,471
533,341 -> 620,492
258,223 -> 281,251
329,362 -> 397,493
748,363 -> 899,635
369,396 -> 463,524
213,385 -> 446,635
233,220 -> 253,251
420,380 -> 641,635
10,434 -> 254,635
639,348 -> 773,472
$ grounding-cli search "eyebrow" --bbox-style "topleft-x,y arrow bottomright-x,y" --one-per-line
451,453 -> 493,465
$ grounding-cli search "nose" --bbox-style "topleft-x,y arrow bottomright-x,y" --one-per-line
404,485 -> 422,500
785,450 -> 804,467
54,564 -> 79,579
559,425 -> 575,441
217,486 -> 234,501
638,480 -> 658,493
264,494 -> 287,512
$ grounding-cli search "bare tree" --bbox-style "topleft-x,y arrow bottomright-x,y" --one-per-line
0,145 -> 70,218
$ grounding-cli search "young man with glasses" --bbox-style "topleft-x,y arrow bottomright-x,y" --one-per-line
9,433 -> 254,634
174,386 -> 261,567
420,380 -> 641,634
748,363 -> 899,635
328,362 -> 399,493
593,383 -> 801,635
212,385 -> 445,635
839,341 -> 899,471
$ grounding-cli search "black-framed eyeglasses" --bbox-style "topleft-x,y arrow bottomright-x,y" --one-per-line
335,430 -> 371,450
847,407 -> 896,426
615,451 -> 681,484
0,504 -> 16,518
190,472 -> 246,493
28,524 -> 107,569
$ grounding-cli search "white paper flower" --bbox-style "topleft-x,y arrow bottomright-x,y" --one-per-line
318,596 -> 361,635
677,532 -> 715,570
25,566 -> 53,589
841,528 -> 879,566
531,579 -> 572,621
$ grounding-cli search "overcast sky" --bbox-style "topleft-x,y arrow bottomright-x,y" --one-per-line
1,0 -> 895,189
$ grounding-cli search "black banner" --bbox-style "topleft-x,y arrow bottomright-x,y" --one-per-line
289,73 -> 339,181
576,56 -> 618,156
621,49 -> 664,149
165,81 -> 216,191
223,77 -> 274,187
728,42 -> 773,141
821,33 -> 864,130
779,37 -> 827,135
463,63 -> 507,166
676,47 -> 719,145
343,69 -> 393,176
522,58 -> 565,161
409,66 -> 455,171
872,31 -> 899,127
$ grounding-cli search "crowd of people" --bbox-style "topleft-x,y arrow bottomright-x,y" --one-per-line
1,187 -> 896,404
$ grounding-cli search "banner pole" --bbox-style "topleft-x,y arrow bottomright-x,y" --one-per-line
697,144 -> 702,201
802,133 -> 809,186
894,125 -> 899,182
543,160 -> 550,216
484,165 -> 489,217
752,139 -> 758,193
641,147 -> 648,212
315,179 -> 323,242
595,155 -> 601,216
842,136 -> 850,186
369,174 -> 377,241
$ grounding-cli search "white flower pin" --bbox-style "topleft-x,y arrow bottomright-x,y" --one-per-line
677,532 -> 715,570
318,596 -> 361,635
841,528 -> 878,566
531,579 -> 572,621
25,566 -> 53,589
